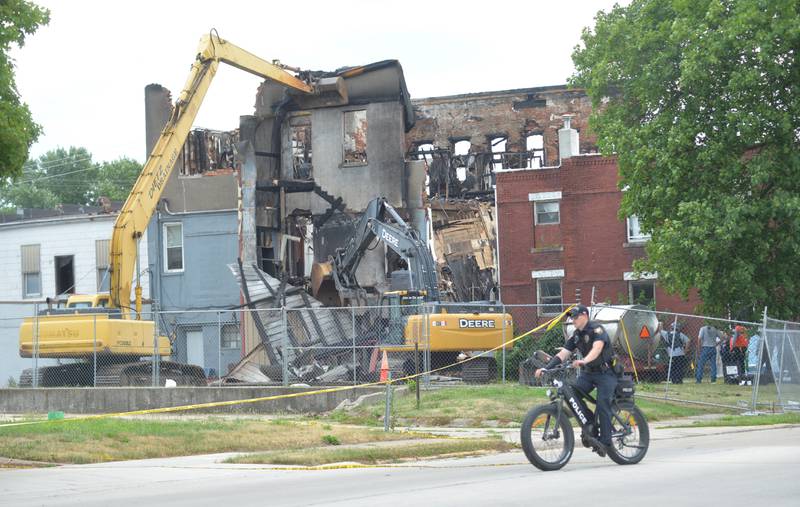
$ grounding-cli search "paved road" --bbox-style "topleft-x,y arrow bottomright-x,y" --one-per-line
1,426 -> 798,506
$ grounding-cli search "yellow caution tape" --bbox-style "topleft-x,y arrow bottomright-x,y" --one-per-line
0,306 -> 575,429
619,318 -> 640,383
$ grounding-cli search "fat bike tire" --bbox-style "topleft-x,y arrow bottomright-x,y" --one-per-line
607,402 -> 649,465
520,404 -> 574,471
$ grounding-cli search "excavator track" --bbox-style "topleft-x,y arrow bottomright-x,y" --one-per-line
19,361 -> 206,387
461,357 -> 497,384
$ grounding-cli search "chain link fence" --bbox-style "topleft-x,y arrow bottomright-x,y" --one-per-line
3,301 -> 798,414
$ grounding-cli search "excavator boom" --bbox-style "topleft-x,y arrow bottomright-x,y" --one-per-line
110,33 -> 325,314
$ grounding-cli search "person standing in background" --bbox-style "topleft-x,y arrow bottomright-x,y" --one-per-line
696,323 -> 721,383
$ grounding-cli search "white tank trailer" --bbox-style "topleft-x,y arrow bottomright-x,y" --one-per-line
564,305 -> 663,379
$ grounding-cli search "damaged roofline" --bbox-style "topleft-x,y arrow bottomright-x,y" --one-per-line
412,84 -> 586,104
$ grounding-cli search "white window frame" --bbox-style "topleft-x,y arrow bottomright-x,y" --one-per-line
629,279 -> 656,306
21,244 -> 42,299
220,324 -> 241,350
23,272 -> 42,299
163,222 -> 185,273
536,277 -> 563,316
534,200 -> 560,225
627,215 -> 651,242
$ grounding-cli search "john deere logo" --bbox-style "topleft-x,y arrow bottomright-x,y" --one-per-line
459,319 -> 496,329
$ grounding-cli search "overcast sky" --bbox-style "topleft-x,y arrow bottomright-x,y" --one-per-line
12,0 -> 624,163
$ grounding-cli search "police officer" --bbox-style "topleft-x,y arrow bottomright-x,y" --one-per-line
535,305 -> 618,454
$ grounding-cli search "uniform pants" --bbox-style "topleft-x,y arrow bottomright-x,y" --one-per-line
669,355 -> 687,383
572,370 -> 618,446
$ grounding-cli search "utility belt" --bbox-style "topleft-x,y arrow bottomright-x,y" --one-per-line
584,362 -> 613,374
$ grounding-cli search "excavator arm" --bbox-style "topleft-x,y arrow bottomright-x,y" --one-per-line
328,197 -> 440,302
109,33 -> 329,314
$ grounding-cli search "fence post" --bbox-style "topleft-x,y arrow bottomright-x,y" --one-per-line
281,306 -> 289,387
501,303 -> 507,383
93,314 -> 97,387
217,311 -> 222,386
664,314 -> 679,399
33,303 -> 39,389
152,304 -> 160,387
415,341 -> 420,409
383,371 -> 393,432
776,322 -> 788,409
750,306 -> 768,413
423,304 -> 431,388
351,306 -> 357,386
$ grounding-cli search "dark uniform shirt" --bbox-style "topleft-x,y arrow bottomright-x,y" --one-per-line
565,321 -> 613,372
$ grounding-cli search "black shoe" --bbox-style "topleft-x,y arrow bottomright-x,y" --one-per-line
587,436 -> 607,457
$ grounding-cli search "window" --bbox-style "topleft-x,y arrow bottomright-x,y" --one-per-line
343,110 -> 367,165
490,136 -> 507,171
54,255 -> 75,295
627,215 -> 651,242
21,244 -> 41,298
629,280 -> 656,307
96,239 -> 110,292
163,223 -> 184,272
221,324 -> 241,349
526,134 -> 545,168
290,120 -> 312,179
535,201 -> 560,225
537,279 -> 563,315
453,140 -> 471,182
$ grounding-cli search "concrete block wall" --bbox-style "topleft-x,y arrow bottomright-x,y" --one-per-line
0,386 -> 385,414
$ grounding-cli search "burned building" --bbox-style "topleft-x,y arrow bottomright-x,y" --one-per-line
405,85 -> 596,301
406,85 -> 596,200
238,61 -> 425,296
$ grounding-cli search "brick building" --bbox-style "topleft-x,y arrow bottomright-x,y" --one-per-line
495,122 -> 699,317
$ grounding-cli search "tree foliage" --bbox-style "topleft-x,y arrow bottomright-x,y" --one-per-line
0,147 -> 142,208
571,0 -> 800,320
0,1 -> 49,178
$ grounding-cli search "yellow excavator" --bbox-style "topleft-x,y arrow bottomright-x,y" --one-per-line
312,197 -> 512,383
18,33 -> 346,386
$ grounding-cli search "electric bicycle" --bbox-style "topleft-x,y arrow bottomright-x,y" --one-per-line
520,361 -> 649,471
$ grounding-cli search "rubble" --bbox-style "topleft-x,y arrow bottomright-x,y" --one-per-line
224,262 -> 367,384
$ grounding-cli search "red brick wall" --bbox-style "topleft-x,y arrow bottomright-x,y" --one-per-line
496,154 -> 700,314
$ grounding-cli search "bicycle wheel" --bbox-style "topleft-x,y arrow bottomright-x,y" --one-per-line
520,404 -> 574,471
607,402 -> 649,465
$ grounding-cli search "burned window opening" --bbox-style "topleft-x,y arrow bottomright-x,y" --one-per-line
526,134 -> 545,168
343,110 -> 367,166
290,122 -> 312,180
180,129 -> 237,176
489,136 -> 507,172
453,140 -> 471,182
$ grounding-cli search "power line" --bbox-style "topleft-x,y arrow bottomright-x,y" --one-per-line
15,162 -> 97,185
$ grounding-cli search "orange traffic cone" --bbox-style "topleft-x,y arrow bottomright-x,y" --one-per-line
379,350 -> 390,382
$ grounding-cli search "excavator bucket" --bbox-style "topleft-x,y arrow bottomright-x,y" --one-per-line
311,261 -> 342,307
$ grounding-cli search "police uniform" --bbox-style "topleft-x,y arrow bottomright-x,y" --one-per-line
565,320 -> 618,447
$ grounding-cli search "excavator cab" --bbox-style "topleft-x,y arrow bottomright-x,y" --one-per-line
377,290 -> 427,345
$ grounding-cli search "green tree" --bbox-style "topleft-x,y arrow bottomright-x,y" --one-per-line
95,157 -> 141,201
571,0 -> 800,320
0,1 -> 50,178
0,148 -> 142,208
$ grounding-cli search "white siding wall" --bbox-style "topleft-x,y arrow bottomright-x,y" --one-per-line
0,216 -> 149,301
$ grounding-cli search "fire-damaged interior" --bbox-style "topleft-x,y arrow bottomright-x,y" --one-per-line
148,61 -> 595,383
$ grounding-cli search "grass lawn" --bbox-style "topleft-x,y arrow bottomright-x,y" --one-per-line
226,438 -> 516,466
0,417 -> 423,464
329,382 -> 743,427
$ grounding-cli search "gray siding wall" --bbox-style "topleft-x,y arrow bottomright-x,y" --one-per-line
147,210 -> 242,374
286,101 -> 407,214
